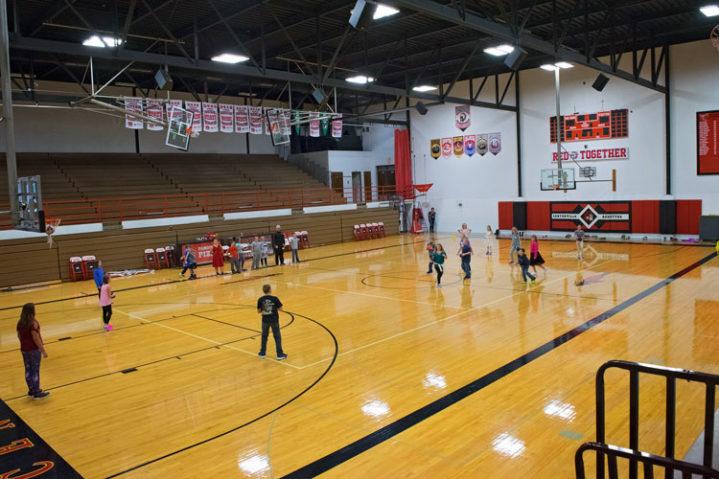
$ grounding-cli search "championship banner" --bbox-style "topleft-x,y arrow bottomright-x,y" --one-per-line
551,108 -> 628,143
453,136 -> 464,157
455,105 -> 470,131
552,146 -> 629,162
166,99 -> 183,122
202,102 -> 218,133
219,104 -> 234,133
430,139 -> 441,159
263,107 -> 271,135
550,201 -> 631,232
488,132 -> 502,155
281,110 -> 293,137
293,111 -> 301,135
320,117 -> 330,137
124,96 -> 144,129
234,104 -> 249,133
477,134 -> 488,156
441,138 -> 452,158
248,106 -> 263,134
331,114 -> 343,138
697,110 -> 719,174
145,98 -> 164,131
309,111 -> 320,137
185,100 -> 202,137
464,135 -> 476,157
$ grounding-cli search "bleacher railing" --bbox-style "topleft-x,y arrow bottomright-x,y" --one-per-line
576,360 -> 719,479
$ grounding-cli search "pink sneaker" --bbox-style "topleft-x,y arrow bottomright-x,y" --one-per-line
104,324 -> 113,331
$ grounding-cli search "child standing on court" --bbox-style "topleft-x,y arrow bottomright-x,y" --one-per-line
100,275 -> 115,331
180,246 -> 197,280
426,241 -> 436,274
289,234 -> 300,263
211,237 -> 224,275
575,225 -> 585,260
93,259 -> 105,296
485,225 -> 495,255
228,237 -> 241,274
509,226 -> 521,264
529,235 -> 546,273
257,284 -> 287,360
16,303 -> 49,399
432,244 -> 448,287
251,236 -> 262,270
459,237 -> 473,280
517,248 -> 536,284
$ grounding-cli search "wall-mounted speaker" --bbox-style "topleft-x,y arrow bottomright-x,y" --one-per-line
592,73 -> 609,92
311,88 -> 327,105
415,101 -> 428,115
503,47 -> 527,70
154,69 -> 173,91
348,0 -> 370,30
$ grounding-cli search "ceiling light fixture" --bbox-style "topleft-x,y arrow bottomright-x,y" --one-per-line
211,53 -> 249,64
412,85 -> 437,92
373,4 -> 399,20
700,4 -> 719,16
82,35 -> 122,48
541,62 -> 574,71
346,75 -> 375,84
483,44 -> 515,56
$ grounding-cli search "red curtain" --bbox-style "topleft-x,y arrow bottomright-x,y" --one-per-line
394,128 -> 412,198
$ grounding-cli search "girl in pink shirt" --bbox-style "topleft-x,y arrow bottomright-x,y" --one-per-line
529,235 -> 546,273
99,275 -> 116,331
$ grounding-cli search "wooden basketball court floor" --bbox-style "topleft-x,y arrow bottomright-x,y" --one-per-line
1,234 -> 718,478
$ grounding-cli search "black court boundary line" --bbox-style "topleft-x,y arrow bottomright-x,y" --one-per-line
0,238 -> 424,312
280,250 -> 718,479
105,309 -> 338,478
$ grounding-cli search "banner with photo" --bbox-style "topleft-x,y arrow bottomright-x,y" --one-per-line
309,111 -> 320,137
455,105 -> 470,131
145,98 -> 164,131
430,139 -> 441,159
249,106 -> 263,134
441,138 -> 452,158
166,99 -> 183,123
263,107 -> 271,135
281,109 -> 292,136
488,132 -> 502,155
202,102 -> 218,133
453,136 -> 464,157
331,114 -> 343,138
218,104 -> 234,133
464,135 -> 476,156
124,96 -> 144,129
185,100 -> 202,137
234,104 -> 249,133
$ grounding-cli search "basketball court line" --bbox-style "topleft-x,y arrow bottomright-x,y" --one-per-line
280,251 -> 719,478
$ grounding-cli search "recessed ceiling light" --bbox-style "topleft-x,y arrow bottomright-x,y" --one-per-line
555,61 -> 574,69
211,53 -> 249,64
483,44 -> 515,56
346,75 -> 375,84
82,35 -> 122,48
700,4 -> 719,16
540,64 -> 557,71
412,85 -> 437,92
373,4 -> 399,20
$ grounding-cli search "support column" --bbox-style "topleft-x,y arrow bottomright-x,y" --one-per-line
515,70 -> 522,197
0,0 -> 18,222
664,46 -> 671,195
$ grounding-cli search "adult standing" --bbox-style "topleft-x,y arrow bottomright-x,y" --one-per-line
428,208 -> 437,233
251,236 -> 262,270
272,225 -> 286,266
16,303 -> 49,399
256,284 -> 287,360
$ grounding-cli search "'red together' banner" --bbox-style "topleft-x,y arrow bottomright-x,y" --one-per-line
697,110 -> 719,174
550,201 -> 632,233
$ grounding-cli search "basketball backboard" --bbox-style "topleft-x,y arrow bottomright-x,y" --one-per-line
16,175 -> 45,232
165,107 -> 193,151
541,168 -> 576,191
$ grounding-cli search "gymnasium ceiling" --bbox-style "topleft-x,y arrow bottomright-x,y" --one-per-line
7,0 -> 718,117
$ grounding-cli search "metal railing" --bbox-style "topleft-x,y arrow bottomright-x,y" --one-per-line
576,360 -> 719,479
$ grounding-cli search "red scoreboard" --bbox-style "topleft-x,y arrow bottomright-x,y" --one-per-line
551,108 -> 628,143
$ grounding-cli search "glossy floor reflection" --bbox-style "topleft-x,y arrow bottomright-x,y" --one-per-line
0,234 -> 717,478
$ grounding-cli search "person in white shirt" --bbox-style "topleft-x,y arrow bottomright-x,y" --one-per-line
289,235 -> 300,263
485,225 -> 495,256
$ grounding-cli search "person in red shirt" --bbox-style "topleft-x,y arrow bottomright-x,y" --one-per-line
16,303 -> 49,399
228,237 -> 240,274
211,237 -> 225,275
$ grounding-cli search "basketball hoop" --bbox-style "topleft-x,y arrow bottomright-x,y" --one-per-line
45,217 -> 61,247
712,25 -> 719,52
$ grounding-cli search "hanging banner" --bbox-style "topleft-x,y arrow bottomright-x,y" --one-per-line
430,139 -> 441,159
453,136 -> 464,157
185,100 -> 202,137
488,132 -> 502,155
320,117 -> 330,136
218,104 -> 234,133
202,102 -> 218,133
464,135 -> 476,157
309,111 -> 320,137
477,134 -> 488,156
166,99 -> 183,123
441,138 -> 452,158
145,98 -> 164,131
124,96 -> 144,129
249,106 -> 263,134
697,110 -> 719,174
455,105 -> 471,131
263,107 -> 271,135
280,109 -> 292,137
292,111 -> 301,135
234,104 -> 249,133
331,114 -> 343,138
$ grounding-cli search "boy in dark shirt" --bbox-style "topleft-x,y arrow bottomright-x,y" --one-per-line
517,248 -> 536,284
257,284 -> 287,360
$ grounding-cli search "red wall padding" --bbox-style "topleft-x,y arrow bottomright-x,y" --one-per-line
526,202 -> 551,230
498,202 -> 513,230
630,200 -> 660,233
676,200 -> 702,234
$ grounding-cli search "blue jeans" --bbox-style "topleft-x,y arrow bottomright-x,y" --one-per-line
461,260 -> 471,278
521,266 -> 536,282
260,319 -> 284,356
22,350 -> 42,395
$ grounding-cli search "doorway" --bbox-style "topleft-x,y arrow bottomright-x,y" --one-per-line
376,165 -> 395,199
363,171 -> 372,202
351,171 -> 362,203
331,172 -> 343,196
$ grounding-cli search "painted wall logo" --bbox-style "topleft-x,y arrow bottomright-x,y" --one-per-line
550,201 -> 632,232
455,105 -> 470,131
552,147 -> 629,162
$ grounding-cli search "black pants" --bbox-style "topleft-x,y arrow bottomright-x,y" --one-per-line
181,262 -> 197,275
274,245 -> 285,265
429,220 -> 435,232
102,305 -> 112,324
260,319 -> 284,355
434,263 -> 444,284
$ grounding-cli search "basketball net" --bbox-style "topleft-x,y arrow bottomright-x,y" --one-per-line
711,25 -> 719,52
45,218 -> 61,248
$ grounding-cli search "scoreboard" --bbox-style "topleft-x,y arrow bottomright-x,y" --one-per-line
551,108 -> 628,143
